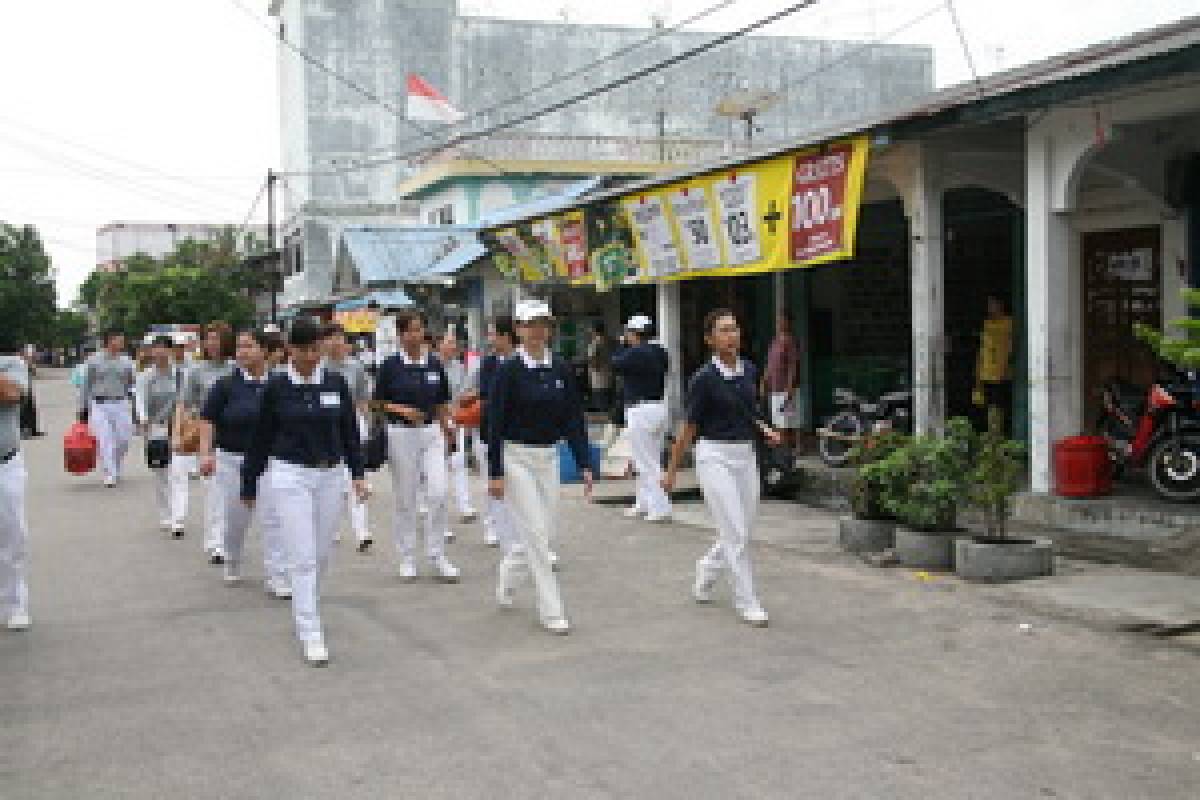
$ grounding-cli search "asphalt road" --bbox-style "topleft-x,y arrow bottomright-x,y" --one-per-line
4,372 -> 1200,799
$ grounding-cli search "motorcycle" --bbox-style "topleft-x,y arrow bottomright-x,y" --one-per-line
1097,374 -> 1200,502
817,386 -> 912,467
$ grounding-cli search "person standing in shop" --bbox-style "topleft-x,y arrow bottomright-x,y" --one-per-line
242,318 -> 367,667
373,312 -> 460,583
78,331 -> 137,488
199,330 -> 272,586
0,332 -> 32,631
612,314 -> 672,523
135,336 -> 187,538
487,301 -> 592,635
587,322 -> 614,413
663,309 -> 780,629
761,312 -> 801,448
322,324 -> 375,552
974,295 -> 1014,435
176,323 -> 235,565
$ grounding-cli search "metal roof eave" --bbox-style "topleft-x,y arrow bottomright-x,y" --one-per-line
475,15 -> 1200,233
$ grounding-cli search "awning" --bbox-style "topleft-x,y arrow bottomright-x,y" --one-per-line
334,290 -> 414,311
338,226 -> 486,287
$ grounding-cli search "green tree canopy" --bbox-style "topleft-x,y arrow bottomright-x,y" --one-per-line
0,223 -> 58,346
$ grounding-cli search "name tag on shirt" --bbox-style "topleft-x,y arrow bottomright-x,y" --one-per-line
320,392 -> 341,408
556,379 -> 565,389
426,373 -> 441,384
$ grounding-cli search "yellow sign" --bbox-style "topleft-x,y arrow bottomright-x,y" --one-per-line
335,309 -> 379,334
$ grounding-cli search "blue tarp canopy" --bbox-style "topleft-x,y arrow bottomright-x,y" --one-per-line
338,226 -> 486,287
334,289 -> 413,311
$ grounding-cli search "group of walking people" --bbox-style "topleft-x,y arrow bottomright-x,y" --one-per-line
1,301 -> 780,668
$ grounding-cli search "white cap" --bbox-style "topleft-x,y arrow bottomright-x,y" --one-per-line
626,314 -> 654,333
262,323 -> 282,334
514,300 -> 553,323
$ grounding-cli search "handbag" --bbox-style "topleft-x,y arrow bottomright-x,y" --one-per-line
145,436 -> 171,469
177,416 -> 202,455
363,414 -> 388,472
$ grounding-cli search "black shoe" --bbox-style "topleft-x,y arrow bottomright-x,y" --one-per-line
171,527 -> 185,539
209,553 -> 225,566
357,537 -> 373,554
30,431 -> 45,438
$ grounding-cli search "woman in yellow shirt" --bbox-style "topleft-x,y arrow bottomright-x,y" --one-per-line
975,296 -> 1013,435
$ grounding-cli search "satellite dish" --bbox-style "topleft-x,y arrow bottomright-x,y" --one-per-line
714,89 -> 781,146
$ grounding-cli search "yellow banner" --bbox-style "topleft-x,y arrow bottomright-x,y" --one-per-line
334,309 -> 379,334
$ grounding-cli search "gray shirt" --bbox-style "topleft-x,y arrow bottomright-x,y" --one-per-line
136,366 -> 180,429
325,357 -> 370,408
79,351 -> 136,411
181,361 -> 233,413
443,359 -> 468,399
0,356 -> 29,455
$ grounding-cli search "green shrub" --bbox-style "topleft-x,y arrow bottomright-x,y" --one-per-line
860,418 -> 975,531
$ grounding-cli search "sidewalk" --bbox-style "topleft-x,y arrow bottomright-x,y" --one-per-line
587,477 -> 1200,652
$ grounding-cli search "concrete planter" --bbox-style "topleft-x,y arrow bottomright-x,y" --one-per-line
954,536 -> 1055,582
894,527 -> 962,569
837,517 -> 896,554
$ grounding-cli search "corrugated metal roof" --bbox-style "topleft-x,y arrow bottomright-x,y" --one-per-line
339,226 -> 485,286
476,14 -> 1200,231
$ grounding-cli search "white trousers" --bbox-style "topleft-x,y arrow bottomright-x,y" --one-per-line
0,454 -> 29,617
341,467 -> 370,542
257,475 -> 286,586
448,426 -> 477,515
387,424 -> 448,561
201,473 -> 225,555
501,443 -> 565,622
626,402 -> 672,517
90,399 -> 133,481
266,459 -> 345,643
216,450 -> 256,566
695,439 -> 761,612
477,440 -> 516,552
151,455 -> 189,529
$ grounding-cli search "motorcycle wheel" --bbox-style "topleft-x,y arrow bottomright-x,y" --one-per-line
818,412 -> 863,468
1147,436 -> 1200,502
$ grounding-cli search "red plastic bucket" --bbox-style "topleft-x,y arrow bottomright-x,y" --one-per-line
1054,436 -> 1112,498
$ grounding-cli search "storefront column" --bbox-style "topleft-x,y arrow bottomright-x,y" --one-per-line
909,145 -> 946,435
1026,113 -> 1094,493
657,281 -> 684,423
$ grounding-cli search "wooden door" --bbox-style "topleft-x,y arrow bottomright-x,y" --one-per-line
1082,227 -> 1162,409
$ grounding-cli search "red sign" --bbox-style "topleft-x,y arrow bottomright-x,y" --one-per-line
560,213 -> 590,278
790,142 -> 852,262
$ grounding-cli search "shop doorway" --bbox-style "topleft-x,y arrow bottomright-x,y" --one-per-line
1082,226 -> 1162,413
679,274 -> 773,379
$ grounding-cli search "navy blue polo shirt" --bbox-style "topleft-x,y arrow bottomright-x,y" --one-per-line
201,368 -> 268,455
241,367 -> 365,498
685,358 -> 764,442
612,342 -> 669,407
373,350 -> 451,425
486,349 -> 589,479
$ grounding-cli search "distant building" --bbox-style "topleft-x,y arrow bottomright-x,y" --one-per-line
268,0 -> 933,311
95,222 -> 267,273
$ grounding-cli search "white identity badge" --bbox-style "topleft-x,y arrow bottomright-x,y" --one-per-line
427,372 -> 440,384
320,392 -> 341,408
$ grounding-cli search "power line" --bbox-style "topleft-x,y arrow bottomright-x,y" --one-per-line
282,0 -> 824,178
233,179 -> 270,245
945,0 -> 984,97
456,0 -> 743,128
227,0 -> 512,177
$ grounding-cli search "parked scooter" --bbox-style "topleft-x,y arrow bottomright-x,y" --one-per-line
818,386 -> 912,467
1097,373 -> 1200,502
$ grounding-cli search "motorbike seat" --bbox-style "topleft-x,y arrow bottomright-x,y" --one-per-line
1106,379 -> 1145,419
880,391 -> 911,404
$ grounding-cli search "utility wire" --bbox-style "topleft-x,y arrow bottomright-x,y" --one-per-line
226,0 -> 512,176
232,179 -> 270,246
282,0 -> 824,178
945,0 -> 984,97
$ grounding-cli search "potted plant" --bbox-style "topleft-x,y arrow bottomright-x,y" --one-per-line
837,431 -> 908,554
955,415 -> 1055,581
864,418 -> 974,569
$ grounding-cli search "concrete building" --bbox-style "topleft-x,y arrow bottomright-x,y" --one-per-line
267,0 -> 934,311
96,222 -> 267,272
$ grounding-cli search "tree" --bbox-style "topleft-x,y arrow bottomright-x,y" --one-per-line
49,309 -> 90,350
0,223 -> 58,345
76,234 -> 259,338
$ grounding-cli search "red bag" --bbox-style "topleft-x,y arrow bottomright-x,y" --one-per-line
64,422 -> 97,475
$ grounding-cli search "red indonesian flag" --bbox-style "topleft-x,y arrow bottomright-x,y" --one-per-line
406,74 -> 464,124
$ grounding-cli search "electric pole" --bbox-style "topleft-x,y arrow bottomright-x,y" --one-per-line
266,168 -> 278,324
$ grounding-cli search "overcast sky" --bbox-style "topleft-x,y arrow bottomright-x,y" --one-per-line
0,0 -> 1193,307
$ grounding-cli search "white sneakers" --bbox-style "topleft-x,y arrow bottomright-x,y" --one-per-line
356,534 -> 374,554
398,559 -> 418,581
738,606 -> 770,628
541,617 -> 571,636
265,577 -> 291,599
460,509 -> 479,523
223,562 -> 242,585
496,580 -> 516,609
623,506 -> 646,519
302,638 -> 329,667
548,550 -> 560,572
693,564 -> 718,604
170,525 -> 185,539
432,556 -> 461,583
645,512 -> 673,524
444,529 -> 456,543
6,611 -> 31,631
103,475 -> 117,488
483,528 -> 499,547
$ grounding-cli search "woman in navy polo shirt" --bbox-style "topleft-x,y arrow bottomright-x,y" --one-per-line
663,309 -> 781,628
198,330 -> 272,588
242,319 -> 367,667
487,300 -> 592,636
373,311 -> 460,583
